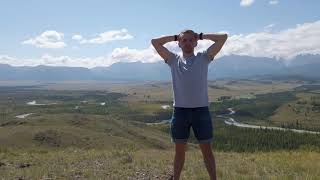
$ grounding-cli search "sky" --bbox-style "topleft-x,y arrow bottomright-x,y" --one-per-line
0,0 -> 319,68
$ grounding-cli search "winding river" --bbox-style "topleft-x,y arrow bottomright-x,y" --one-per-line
147,107 -> 320,134
218,108 -> 320,134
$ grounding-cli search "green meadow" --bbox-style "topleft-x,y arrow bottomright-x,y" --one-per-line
0,80 -> 320,179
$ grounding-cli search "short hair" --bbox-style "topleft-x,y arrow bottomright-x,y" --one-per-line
178,29 -> 197,39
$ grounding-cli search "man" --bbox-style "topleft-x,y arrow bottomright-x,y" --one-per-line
151,30 -> 228,180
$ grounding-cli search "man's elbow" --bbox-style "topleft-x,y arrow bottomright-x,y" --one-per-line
218,34 -> 228,45
222,34 -> 228,41
151,39 -> 157,46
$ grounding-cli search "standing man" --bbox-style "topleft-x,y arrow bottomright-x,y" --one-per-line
151,30 -> 228,180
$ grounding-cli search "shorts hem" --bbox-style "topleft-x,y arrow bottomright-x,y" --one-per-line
171,138 -> 188,144
196,138 -> 213,144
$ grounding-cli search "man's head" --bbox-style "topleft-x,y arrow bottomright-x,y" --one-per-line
178,29 -> 198,54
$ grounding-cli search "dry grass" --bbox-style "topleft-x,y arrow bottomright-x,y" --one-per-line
0,146 -> 319,179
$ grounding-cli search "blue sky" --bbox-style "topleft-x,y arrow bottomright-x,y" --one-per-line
0,0 -> 319,68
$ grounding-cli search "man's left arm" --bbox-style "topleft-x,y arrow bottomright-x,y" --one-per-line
201,33 -> 228,61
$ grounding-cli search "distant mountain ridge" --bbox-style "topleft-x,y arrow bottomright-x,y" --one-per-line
0,54 -> 319,81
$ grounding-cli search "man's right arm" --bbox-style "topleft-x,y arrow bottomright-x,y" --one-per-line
151,35 -> 175,64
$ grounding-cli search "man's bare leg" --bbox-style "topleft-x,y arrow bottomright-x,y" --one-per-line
173,142 -> 187,180
199,143 -> 217,180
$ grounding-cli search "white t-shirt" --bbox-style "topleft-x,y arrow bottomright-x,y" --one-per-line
166,51 -> 214,108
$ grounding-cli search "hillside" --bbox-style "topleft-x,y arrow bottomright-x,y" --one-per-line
1,80 -> 320,179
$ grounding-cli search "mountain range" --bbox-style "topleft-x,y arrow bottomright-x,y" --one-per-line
0,54 -> 319,81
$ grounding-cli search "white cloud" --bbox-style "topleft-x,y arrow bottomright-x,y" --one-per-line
72,34 -> 83,41
269,0 -> 279,5
0,46 -> 160,68
110,46 -> 160,63
4,21 -> 320,68
220,20 -> 320,59
0,54 -> 112,68
73,29 -> 133,44
240,0 -> 255,7
263,23 -> 276,32
22,30 -> 66,49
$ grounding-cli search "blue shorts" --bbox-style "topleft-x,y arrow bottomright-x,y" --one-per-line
170,106 -> 213,144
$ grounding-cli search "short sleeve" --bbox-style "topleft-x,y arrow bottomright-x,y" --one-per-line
165,52 -> 178,68
201,50 -> 215,64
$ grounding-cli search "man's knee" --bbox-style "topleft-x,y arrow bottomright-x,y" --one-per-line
175,142 -> 187,154
199,143 -> 213,155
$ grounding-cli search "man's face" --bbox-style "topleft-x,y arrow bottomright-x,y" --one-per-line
178,33 -> 198,54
